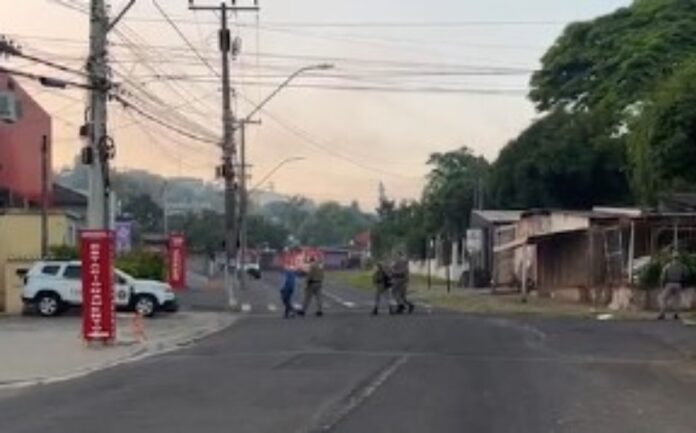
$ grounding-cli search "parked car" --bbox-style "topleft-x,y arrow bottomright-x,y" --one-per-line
22,261 -> 178,317
215,258 -> 262,280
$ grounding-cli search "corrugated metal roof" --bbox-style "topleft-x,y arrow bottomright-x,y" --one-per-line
472,210 -> 523,223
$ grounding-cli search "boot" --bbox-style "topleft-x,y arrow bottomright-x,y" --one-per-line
316,311 -> 324,317
407,303 -> 415,314
657,313 -> 666,320
371,307 -> 378,316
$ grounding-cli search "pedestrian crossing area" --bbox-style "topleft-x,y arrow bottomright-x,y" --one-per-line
236,291 -> 433,315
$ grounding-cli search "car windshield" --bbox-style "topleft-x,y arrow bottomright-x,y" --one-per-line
4,1 -> 696,432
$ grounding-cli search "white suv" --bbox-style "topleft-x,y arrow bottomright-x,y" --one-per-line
22,261 -> 178,317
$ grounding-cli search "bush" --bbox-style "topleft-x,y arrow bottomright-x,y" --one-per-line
116,250 -> 165,281
48,245 -> 79,260
639,253 -> 696,289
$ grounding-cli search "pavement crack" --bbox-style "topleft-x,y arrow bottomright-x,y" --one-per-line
306,355 -> 408,433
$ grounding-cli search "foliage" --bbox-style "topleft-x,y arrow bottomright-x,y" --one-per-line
490,110 -> 630,209
298,201 -> 373,246
372,200 -> 428,260
638,253 -> 696,289
530,0 -> 696,122
48,245 -> 79,260
423,147 -> 489,235
628,58 -> 696,204
246,214 -> 290,250
168,210 -> 224,254
116,250 -> 166,281
121,193 -> 163,236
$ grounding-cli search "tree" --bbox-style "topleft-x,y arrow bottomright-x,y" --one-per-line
490,110 -> 630,209
628,58 -> 696,203
422,147 -> 489,236
121,193 -> 163,235
531,0 -> 696,124
246,215 -> 289,250
299,201 -> 372,246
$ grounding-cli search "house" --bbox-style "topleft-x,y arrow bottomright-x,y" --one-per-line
493,208 -> 696,303
0,209 -> 79,313
469,210 -> 523,286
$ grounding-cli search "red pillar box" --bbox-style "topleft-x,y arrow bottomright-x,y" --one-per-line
80,230 -> 115,342
168,233 -> 187,290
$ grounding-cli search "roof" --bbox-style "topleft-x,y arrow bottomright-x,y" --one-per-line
52,183 -> 87,207
471,210 -> 523,224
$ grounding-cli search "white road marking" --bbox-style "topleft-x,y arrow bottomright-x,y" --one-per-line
324,291 -> 358,309
315,355 -> 408,431
241,303 -> 252,313
267,303 -> 278,312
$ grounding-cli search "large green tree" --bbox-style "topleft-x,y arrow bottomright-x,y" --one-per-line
531,0 -> 696,125
423,147 -> 489,236
628,59 -> 696,203
493,0 -> 696,206
490,110 -> 630,209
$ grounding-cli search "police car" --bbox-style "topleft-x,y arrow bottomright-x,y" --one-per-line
22,261 -> 178,317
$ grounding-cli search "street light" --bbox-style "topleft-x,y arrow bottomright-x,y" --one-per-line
250,156 -> 306,193
240,63 -> 334,124
235,63 -> 332,294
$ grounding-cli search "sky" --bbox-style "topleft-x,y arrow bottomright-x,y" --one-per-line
0,0 -> 631,209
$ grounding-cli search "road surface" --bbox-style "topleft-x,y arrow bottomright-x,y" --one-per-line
1,272 -> 695,433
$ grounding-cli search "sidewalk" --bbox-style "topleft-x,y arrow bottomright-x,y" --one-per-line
0,311 -> 237,389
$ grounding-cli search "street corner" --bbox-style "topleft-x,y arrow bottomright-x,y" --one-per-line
0,312 -> 238,391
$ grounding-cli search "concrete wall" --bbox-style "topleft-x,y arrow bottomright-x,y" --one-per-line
0,212 -> 73,312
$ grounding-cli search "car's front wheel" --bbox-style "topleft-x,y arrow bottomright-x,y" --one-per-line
36,293 -> 62,317
133,295 -> 157,318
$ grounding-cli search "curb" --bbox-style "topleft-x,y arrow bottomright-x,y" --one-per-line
0,314 -> 238,391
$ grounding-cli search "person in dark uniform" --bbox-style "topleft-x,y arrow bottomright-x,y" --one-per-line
299,257 -> 325,317
371,262 -> 393,316
391,252 -> 415,314
658,252 -> 689,321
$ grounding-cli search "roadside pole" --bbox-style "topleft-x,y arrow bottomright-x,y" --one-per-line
238,122 -> 248,292
40,135 -> 49,258
188,1 -> 260,310
86,0 -> 109,229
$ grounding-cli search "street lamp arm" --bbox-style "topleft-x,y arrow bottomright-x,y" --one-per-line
250,157 -> 305,193
243,63 -> 333,123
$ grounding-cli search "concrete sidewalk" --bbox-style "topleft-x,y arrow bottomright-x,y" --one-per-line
0,311 -> 237,389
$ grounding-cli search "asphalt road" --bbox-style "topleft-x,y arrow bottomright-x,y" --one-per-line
1,272 -> 695,433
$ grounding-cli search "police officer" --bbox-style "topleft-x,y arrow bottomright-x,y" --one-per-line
391,251 -> 414,314
658,252 -> 688,321
371,262 -> 393,316
299,256 -> 325,317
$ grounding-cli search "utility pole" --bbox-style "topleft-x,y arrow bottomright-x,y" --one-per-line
84,0 -> 135,229
236,119 -> 261,293
85,0 -> 109,229
188,1 -> 259,309
238,122 -> 248,292
40,135 -> 49,258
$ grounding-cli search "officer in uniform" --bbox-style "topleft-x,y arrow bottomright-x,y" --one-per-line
391,252 -> 414,314
371,262 -> 393,316
658,252 -> 688,321
299,256 -> 325,317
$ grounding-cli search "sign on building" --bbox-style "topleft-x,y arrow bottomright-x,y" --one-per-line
0,91 -> 19,123
168,233 -> 186,290
114,221 -> 133,254
466,229 -> 484,253
80,230 -> 115,342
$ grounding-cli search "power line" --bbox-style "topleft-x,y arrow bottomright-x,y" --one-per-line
111,93 -> 219,145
